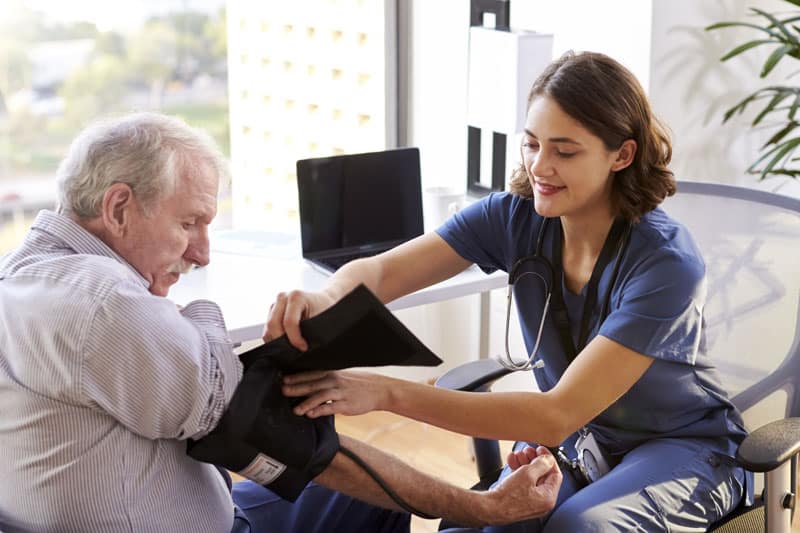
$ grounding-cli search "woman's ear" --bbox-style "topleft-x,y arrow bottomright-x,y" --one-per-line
100,183 -> 135,238
611,139 -> 637,172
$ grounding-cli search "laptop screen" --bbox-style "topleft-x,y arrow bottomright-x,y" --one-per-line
296,147 -> 424,260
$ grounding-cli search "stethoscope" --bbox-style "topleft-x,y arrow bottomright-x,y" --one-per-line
498,216 -> 632,372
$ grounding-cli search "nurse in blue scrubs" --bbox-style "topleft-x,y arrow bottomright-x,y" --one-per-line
268,51 -> 751,531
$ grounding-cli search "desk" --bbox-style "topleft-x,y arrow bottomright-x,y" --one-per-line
170,234 -> 507,347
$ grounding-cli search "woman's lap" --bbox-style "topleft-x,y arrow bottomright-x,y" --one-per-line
443,438 -> 746,533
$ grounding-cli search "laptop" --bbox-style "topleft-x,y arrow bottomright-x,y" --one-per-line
296,147 -> 424,273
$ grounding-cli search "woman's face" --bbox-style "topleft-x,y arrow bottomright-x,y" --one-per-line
521,96 -> 631,221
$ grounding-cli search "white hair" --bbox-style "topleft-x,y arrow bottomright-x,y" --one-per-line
56,112 -> 228,218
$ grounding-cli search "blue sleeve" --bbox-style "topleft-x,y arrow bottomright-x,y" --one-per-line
435,192 -> 518,274
599,247 -> 706,364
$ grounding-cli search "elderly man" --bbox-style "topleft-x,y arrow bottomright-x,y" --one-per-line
0,112 -> 560,532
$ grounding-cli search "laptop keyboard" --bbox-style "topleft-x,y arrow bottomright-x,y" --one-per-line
322,248 -> 387,270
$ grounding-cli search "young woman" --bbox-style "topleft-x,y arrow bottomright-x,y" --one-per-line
266,51 -> 750,531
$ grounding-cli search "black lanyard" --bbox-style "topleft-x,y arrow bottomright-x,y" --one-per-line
549,217 -> 630,363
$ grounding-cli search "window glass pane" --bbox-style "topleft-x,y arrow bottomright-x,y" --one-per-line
226,0 -> 397,232
0,0 -> 229,254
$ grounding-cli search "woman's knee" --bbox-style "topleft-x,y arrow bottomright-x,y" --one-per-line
543,495 -> 662,533
542,501 -> 609,533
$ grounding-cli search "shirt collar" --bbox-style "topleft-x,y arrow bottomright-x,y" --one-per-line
30,210 -> 150,289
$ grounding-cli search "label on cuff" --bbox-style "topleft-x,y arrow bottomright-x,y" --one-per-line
238,453 -> 286,485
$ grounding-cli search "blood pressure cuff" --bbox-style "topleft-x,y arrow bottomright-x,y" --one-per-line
186,284 -> 442,501
186,354 -> 339,501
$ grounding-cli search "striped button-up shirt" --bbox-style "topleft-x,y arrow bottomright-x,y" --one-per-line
0,211 -> 243,532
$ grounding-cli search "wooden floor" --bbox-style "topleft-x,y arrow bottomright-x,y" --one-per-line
335,411 -> 509,533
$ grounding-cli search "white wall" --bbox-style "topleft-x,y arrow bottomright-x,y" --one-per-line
511,0 -> 653,88
407,1 -> 470,190
649,0 -> 800,197
408,0 -> 654,193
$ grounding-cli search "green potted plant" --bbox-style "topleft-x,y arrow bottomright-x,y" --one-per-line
706,0 -> 800,180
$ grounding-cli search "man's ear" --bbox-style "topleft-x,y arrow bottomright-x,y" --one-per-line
100,183 -> 135,237
611,139 -> 637,172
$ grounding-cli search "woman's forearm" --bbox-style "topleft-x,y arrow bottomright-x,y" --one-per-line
380,376 -> 571,446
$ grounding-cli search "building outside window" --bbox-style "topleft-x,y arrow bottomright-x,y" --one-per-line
0,0 -> 229,254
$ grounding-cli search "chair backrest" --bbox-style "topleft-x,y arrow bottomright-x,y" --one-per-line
661,181 -> 800,432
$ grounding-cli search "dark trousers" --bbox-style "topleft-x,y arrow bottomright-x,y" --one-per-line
230,480 -> 411,533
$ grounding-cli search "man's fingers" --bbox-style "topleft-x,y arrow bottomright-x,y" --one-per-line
537,468 -> 563,490
516,445 -> 537,463
517,454 -> 557,482
507,445 -> 540,471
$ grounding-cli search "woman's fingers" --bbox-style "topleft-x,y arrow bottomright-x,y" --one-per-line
292,390 -> 343,416
263,290 -> 312,350
283,371 -> 331,386
263,293 -> 288,342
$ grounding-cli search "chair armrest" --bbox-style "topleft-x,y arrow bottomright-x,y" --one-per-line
433,358 -> 513,482
736,417 -> 800,472
434,358 -> 512,392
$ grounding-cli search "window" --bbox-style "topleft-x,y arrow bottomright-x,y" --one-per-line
226,0 -> 398,232
0,0 -> 229,253
0,0 -> 400,254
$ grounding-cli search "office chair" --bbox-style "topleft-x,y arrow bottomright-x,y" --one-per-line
436,181 -> 800,532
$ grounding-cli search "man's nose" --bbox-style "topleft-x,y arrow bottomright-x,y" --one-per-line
185,228 -> 210,267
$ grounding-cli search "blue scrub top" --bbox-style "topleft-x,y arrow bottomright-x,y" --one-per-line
437,192 -> 748,458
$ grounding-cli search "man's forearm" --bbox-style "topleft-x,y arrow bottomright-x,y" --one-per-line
314,435 -> 494,527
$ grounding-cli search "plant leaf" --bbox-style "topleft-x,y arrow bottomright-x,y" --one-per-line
753,91 -> 792,124
761,44 -> 795,77
790,92 -> 800,119
763,120 -> 799,148
749,137 -> 800,179
722,86 -> 799,123
705,21 -> 784,40
723,93 -> 761,122
720,39 -> 778,61
751,7 -> 798,43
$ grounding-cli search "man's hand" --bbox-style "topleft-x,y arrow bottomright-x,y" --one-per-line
482,446 -> 561,524
317,437 -> 561,528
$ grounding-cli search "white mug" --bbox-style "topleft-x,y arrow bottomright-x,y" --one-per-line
423,186 -> 468,231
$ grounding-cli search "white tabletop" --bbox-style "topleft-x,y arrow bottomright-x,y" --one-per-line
170,231 -> 507,343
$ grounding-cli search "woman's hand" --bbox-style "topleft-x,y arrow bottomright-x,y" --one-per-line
263,289 -> 337,351
282,370 -> 391,417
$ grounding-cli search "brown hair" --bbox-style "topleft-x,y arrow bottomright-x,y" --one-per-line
509,51 -> 675,222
